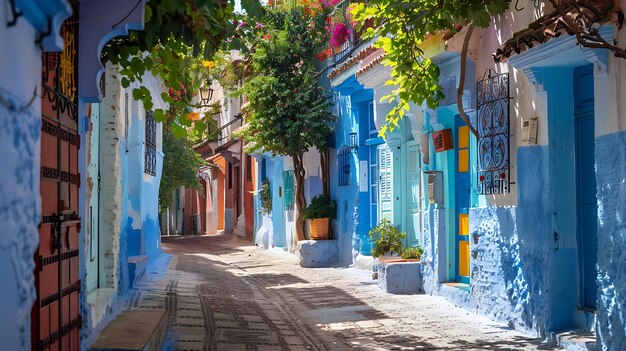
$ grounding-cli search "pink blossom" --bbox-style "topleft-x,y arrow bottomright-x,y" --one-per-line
256,22 -> 264,29
330,23 -> 350,48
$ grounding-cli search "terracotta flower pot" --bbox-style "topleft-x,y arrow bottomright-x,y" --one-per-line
309,218 -> 330,240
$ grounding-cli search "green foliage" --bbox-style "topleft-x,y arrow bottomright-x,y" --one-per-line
233,6 -> 335,157
401,247 -> 424,260
369,219 -> 406,257
351,0 -> 510,136
103,0 -> 259,138
159,127 -> 206,212
302,195 -> 337,219
260,180 -> 272,215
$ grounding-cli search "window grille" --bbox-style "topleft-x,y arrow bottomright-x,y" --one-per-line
144,110 -> 157,176
261,158 -> 267,182
283,170 -> 294,210
476,70 -> 510,194
338,148 -> 351,186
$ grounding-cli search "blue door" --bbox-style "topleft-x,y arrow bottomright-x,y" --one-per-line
574,64 -> 597,309
455,116 -> 471,284
271,159 -> 286,247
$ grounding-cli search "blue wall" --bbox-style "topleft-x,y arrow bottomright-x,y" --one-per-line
125,111 -> 162,261
595,129 -> 626,350
330,76 -> 374,265
468,146 -> 553,335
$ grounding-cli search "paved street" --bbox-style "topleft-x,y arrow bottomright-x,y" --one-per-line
131,234 -> 555,350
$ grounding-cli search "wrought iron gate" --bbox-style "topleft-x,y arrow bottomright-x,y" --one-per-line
32,12 -> 81,351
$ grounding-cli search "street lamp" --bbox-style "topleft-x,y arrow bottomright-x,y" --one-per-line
199,81 -> 214,106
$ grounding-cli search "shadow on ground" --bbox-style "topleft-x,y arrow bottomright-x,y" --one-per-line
161,234 -> 555,350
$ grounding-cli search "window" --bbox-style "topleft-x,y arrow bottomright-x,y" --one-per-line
283,170 -> 294,210
338,148 -> 351,186
476,70 -> 510,194
144,110 -> 156,176
261,158 -> 267,182
228,162 -> 233,189
379,146 -> 392,202
246,155 -> 252,181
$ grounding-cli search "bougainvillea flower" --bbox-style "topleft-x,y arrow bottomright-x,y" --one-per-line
330,23 -> 350,48
186,112 -> 200,121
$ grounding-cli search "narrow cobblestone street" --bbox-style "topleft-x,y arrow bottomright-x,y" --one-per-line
124,234 -> 556,351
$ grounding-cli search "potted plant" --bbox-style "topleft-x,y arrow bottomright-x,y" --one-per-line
369,219 -> 406,258
401,247 -> 423,261
302,195 -> 337,240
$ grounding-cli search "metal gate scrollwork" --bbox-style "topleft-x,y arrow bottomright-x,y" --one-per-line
476,69 -> 510,195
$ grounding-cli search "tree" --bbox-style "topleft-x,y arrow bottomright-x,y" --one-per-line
103,0 -> 263,137
351,0 -> 511,136
159,126 -> 207,212
234,5 -> 335,242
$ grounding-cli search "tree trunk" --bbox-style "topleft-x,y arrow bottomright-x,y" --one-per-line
457,24 -> 479,138
319,149 -> 330,197
292,152 -> 307,241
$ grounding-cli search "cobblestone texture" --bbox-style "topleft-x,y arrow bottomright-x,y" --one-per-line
132,234 -> 558,350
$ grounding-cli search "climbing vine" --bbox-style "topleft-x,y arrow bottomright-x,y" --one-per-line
260,180 -> 272,215
351,0 -> 511,136
102,0 -> 262,138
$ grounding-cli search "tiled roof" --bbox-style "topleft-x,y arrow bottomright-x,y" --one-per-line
493,0 -> 616,63
356,48 -> 386,77
327,45 -> 379,79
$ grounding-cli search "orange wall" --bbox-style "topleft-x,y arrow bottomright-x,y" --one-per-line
217,172 -> 225,231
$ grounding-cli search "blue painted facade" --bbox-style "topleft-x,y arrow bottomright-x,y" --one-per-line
595,129 -> 626,349
329,75 -> 377,266
415,25 -> 626,349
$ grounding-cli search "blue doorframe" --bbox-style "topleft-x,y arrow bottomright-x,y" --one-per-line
574,64 -> 598,309
454,115 -> 471,284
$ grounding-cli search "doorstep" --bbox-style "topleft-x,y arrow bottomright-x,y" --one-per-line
552,329 -> 596,350
86,288 -> 116,330
442,282 -> 470,292
89,309 -> 167,351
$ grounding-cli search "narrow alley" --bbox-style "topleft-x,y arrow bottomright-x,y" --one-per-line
126,233 -> 554,351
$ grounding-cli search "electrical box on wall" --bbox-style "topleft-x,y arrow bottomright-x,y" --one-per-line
424,170 -> 444,207
432,129 -> 453,153
522,117 -> 538,145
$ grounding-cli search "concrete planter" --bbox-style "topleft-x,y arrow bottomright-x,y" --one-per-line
298,240 -> 338,267
377,261 -> 423,294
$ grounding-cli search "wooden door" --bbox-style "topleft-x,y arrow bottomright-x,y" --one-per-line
33,12 -> 82,350
574,64 -> 598,309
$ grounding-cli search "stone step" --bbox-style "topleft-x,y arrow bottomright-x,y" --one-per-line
89,309 -> 166,351
128,255 -> 149,289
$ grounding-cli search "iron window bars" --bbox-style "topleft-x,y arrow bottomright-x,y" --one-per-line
476,69 -> 510,195
338,148 -> 351,186
144,110 -> 157,176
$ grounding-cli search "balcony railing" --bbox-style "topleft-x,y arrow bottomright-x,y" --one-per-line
331,0 -> 375,64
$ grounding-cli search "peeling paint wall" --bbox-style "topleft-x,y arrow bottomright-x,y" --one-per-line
596,130 -> 626,350
99,63 -> 127,291
0,6 -> 47,350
